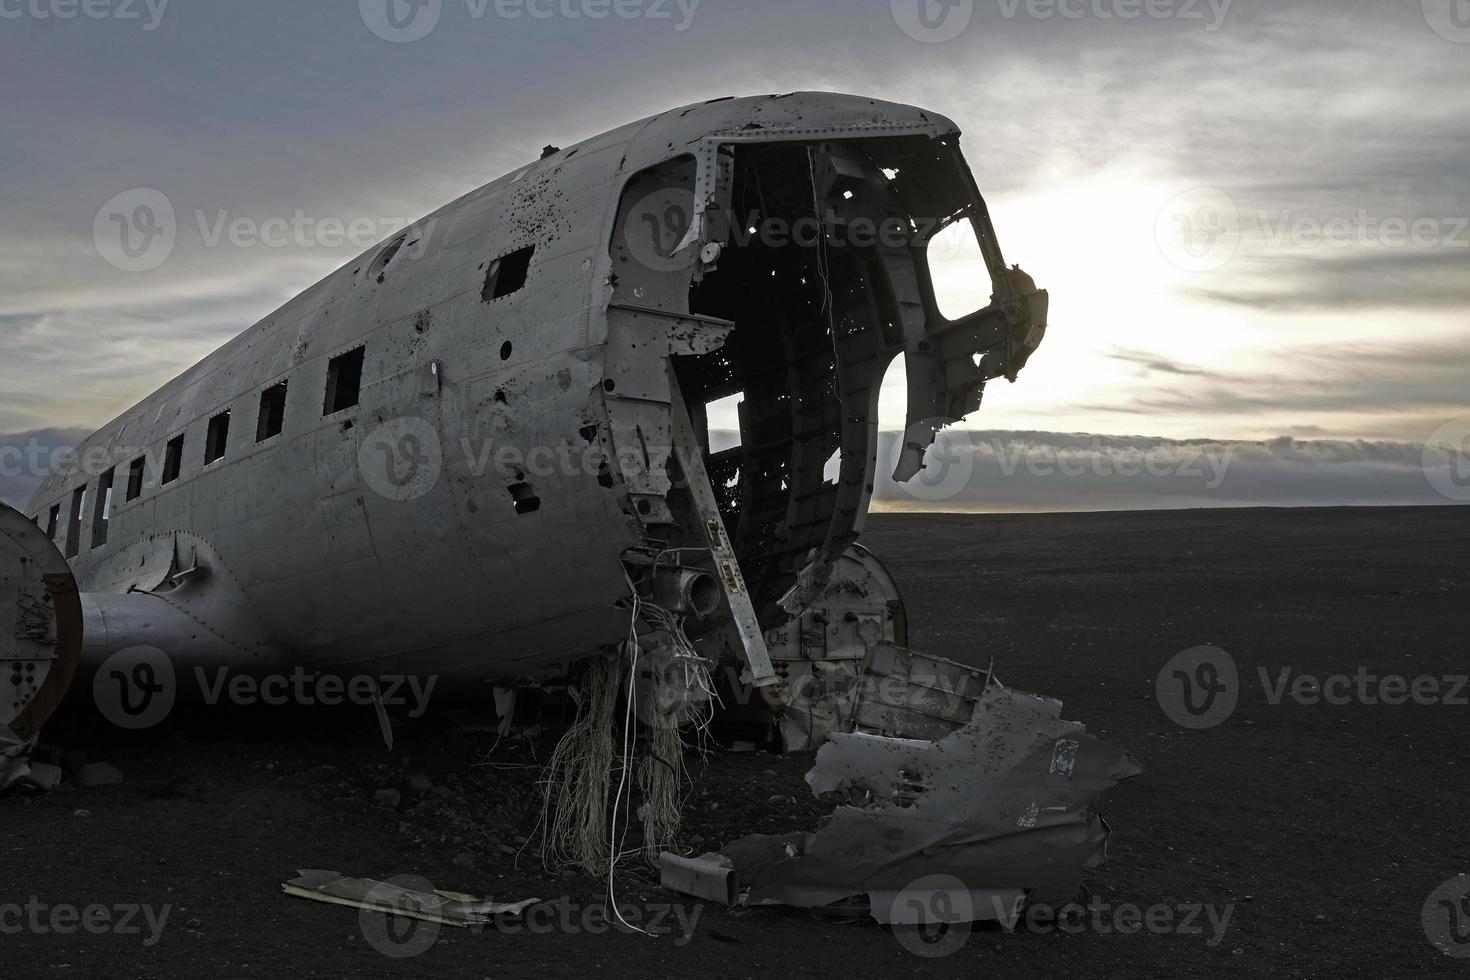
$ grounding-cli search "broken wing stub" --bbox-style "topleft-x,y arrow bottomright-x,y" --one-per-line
665,670 -> 1141,923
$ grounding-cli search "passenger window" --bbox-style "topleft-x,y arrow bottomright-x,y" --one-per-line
323,348 -> 365,416
126,457 -> 146,501
205,411 -> 230,464
91,468 -> 114,548
162,434 -> 184,484
64,487 -> 84,558
257,382 -> 287,442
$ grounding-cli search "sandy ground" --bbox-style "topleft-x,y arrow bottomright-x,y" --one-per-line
6,506 -> 1468,978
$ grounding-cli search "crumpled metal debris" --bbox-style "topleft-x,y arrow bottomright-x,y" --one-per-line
764,546 -> 907,751
663,667 -> 1140,923
282,870 -> 538,928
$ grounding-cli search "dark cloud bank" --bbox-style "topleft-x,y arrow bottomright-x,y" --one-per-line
5,427 -> 1465,515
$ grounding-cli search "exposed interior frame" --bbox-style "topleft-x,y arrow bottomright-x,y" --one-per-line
604,132 -> 1048,675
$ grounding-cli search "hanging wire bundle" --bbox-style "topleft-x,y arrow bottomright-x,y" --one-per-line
534,580 -> 721,890
534,652 -> 623,876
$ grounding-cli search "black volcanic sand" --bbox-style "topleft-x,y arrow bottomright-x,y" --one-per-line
6,507 -> 1467,978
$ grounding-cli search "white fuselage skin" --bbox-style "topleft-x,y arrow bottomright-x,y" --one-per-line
26,94 -> 976,686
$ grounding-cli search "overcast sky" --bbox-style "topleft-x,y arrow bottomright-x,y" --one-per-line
3,0 -> 1467,509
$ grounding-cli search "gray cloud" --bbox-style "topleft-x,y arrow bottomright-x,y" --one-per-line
1097,341 -> 1470,424
1185,250 -> 1470,313
9,425 -> 1465,516
2,0 -> 1467,442
872,429 -> 1468,513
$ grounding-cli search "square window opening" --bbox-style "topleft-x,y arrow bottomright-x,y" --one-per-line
162,434 -> 184,485
64,487 -> 85,558
91,468 -> 114,548
324,347 -> 365,416
205,411 -> 230,464
257,382 -> 287,442
126,456 -> 146,501
482,245 -> 535,302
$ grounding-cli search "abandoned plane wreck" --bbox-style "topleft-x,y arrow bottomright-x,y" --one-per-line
1,92 -> 1138,928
